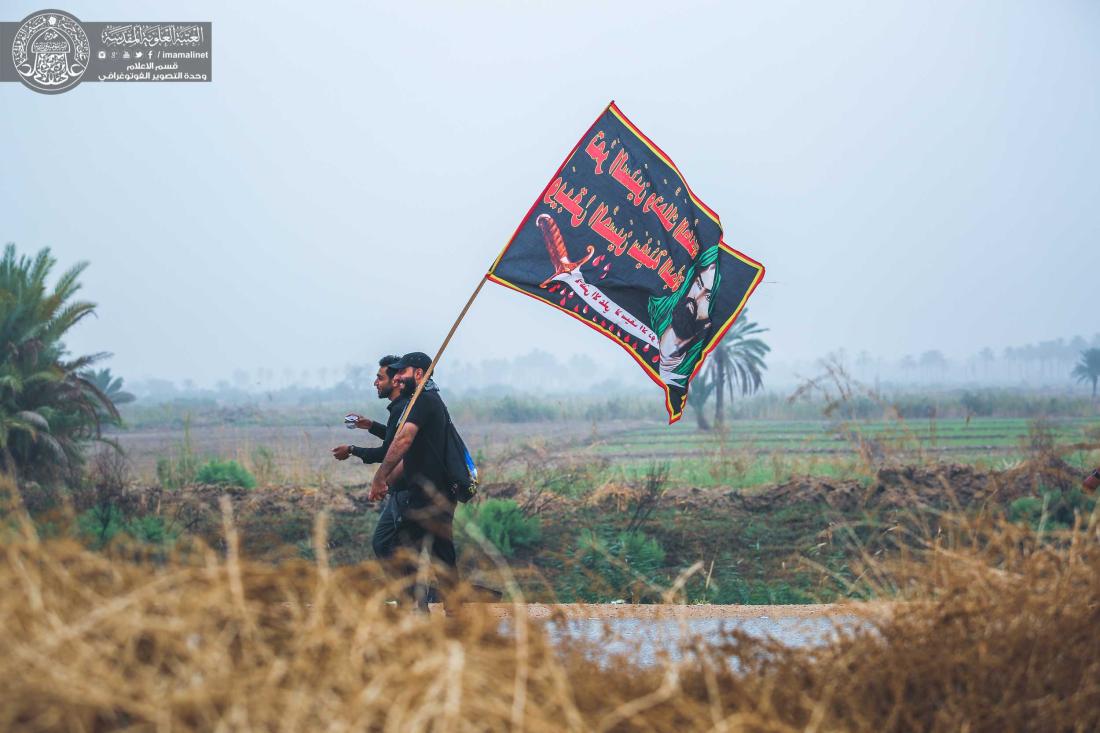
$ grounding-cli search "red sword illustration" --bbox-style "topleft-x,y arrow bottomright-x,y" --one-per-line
536,213 -> 594,288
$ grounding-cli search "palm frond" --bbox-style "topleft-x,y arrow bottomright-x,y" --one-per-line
0,245 -> 110,480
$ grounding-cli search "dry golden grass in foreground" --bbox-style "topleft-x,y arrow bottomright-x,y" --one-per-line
2,499 -> 1099,732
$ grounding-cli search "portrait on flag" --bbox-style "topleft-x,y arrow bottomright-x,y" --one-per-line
489,102 -> 764,422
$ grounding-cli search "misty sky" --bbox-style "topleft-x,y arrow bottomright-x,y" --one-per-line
3,0 -> 1098,389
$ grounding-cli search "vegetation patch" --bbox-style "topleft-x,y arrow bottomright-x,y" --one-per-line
456,498 -> 541,557
195,459 -> 256,489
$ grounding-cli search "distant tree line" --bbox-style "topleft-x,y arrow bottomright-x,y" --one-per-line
835,333 -> 1100,388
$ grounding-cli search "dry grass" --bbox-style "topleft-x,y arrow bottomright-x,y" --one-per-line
2,482 -> 1099,731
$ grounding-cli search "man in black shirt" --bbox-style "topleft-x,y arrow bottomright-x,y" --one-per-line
370,351 -> 456,608
332,354 -> 404,465
332,354 -> 409,563
332,356 -> 443,466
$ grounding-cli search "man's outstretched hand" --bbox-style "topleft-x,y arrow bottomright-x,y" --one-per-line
331,445 -> 352,461
346,413 -> 373,430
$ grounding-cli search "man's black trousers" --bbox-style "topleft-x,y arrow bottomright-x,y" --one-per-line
371,491 -> 457,603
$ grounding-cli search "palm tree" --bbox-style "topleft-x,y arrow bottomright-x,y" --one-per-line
708,311 -> 770,427
1072,348 -> 1100,400
686,370 -> 715,430
0,243 -> 117,482
80,368 -> 135,424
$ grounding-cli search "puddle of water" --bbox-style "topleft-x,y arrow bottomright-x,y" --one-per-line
504,615 -> 866,667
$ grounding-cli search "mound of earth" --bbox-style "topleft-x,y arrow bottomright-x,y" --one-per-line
671,456 -> 1083,514
152,482 -> 370,529
153,456 -> 1085,526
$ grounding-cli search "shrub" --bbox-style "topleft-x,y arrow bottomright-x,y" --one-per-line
1007,496 -> 1045,527
195,459 -> 256,489
489,396 -> 557,423
250,446 -> 277,485
1008,487 -> 1096,532
565,529 -> 666,603
72,447 -> 133,515
297,513 -> 379,566
76,506 -> 177,549
456,498 -> 541,557
125,516 -> 176,546
691,569 -> 814,605
532,459 -> 609,500
76,504 -> 125,548
155,418 -> 198,489
894,397 -> 937,419
960,390 -> 995,417
155,458 -> 175,488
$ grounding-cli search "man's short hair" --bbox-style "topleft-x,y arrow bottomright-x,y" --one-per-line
378,354 -> 401,378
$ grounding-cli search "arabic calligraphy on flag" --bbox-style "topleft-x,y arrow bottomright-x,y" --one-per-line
488,102 -> 765,423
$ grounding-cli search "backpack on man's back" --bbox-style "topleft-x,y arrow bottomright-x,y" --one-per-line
437,402 -> 478,503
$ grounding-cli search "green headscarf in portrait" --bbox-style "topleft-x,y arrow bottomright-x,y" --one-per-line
647,245 -> 723,378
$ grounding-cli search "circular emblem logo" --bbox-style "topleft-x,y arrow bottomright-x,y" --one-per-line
11,9 -> 90,94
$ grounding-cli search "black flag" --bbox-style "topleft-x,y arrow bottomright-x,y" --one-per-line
489,102 -> 765,422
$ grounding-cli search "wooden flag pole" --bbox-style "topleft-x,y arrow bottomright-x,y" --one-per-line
395,273 -> 489,428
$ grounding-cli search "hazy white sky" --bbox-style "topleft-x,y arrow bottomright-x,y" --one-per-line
3,0 -> 1098,388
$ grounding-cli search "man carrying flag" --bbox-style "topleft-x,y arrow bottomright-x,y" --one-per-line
369,351 -> 457,610
362,101 -> 764,609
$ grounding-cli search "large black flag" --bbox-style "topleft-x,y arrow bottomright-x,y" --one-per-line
489,102 -> 764,423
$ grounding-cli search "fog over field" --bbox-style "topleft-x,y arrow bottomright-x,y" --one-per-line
4,0 -> 1099,393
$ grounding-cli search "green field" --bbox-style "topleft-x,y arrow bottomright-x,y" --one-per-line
539,417 -> 1100,490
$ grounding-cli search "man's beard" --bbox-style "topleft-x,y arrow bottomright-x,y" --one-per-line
399,377 -> 417,398
671,297 -> 702,340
